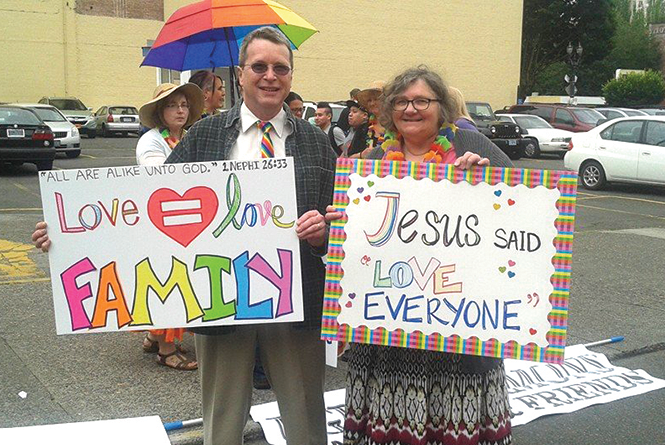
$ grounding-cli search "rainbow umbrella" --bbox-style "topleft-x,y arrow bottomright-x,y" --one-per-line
141,0 -> 318,71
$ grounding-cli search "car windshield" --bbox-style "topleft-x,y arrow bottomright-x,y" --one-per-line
0,108 -> 41,125
33,108 -> 67,122
50,99 -> 87,111
571,108 -> 605,124
514,115 -> 552,129
109,107 -> 138,115
467,103 -> 495,121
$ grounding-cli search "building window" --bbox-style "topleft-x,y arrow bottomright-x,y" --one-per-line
158,69 -> 181,85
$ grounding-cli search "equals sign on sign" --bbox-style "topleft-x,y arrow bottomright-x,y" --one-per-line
160,199 -> 203,226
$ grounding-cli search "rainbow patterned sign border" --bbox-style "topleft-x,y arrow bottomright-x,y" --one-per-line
321,158 -> 578,364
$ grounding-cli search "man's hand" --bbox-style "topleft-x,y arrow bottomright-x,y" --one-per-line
454,151 -> 490,170
296,209 -> 327,247
324,205 -> 343,223
32,221 -> 51,252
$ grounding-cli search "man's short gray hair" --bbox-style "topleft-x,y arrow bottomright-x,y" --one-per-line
238,26 -> 294,68
380,66 -> 454,133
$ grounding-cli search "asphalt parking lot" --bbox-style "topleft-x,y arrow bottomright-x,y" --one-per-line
1,137 -> 664,444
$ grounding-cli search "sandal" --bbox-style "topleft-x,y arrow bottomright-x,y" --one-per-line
156,350 -> 198,371
143,335 -> 188,354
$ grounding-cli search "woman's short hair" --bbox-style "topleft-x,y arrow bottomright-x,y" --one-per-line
238,26 -> 294,68
380,66 -> 454,133
285,91 -> 303,104
189,70 -> 217,94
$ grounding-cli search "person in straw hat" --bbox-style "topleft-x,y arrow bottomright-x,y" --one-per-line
136,83 -> 204,165
352,80 -> 386,159
32,82 -> 204,370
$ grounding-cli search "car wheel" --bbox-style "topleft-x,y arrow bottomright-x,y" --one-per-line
66,150 -> 81,158
580,161 -> 606,190
523,138 -> 540,158
36,160 -> 53,171
102,124 -> 109,137
507,149 -> 522,160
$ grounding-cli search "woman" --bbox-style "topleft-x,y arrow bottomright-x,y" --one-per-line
33,82 -> 204,371
353,80 -> 386,159
188,70 -> 225,117
285,91 -> 304,119
449,86 -> 479,131
328,67 -> 513,445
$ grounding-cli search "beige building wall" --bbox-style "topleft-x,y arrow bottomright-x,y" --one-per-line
2,0 -> 523,111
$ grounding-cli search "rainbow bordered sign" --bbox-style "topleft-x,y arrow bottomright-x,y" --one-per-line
321,158 -> 578,364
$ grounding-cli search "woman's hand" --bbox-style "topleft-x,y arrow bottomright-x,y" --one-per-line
296,209 -> 327,247
454,151 -> 490,170
32,221 -> 51,252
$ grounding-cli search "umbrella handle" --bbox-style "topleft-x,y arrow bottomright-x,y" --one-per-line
223,27 -> 238,107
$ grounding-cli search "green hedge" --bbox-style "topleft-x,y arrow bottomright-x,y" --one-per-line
602,71 -> 665,106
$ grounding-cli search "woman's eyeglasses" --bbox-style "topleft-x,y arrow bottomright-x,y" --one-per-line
165,102 -> 190,110
243,63 -> 292,76
392,98 -> 440,111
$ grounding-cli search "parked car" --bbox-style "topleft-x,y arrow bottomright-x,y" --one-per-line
466,101 -> 525,159
17,104 -> 81,158
507,103 -> 605,132
93,105 -> 141,137
496,113 -> 573,158
0,105 -> 55,170
639,108 -> 665,116
303,101 -> 346,124
564,116 -> 665,190
595,107 -> 648,121
38,97 -> 96,138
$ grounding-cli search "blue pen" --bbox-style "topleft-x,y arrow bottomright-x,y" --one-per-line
163,418 -> 203,432
583,336 -> 624,348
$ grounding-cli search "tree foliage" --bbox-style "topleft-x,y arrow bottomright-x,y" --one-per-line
520,0 -> 662,98
602,70 -> 665,106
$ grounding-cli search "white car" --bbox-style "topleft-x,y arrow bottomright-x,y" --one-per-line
564,116 -> 665,190
496,113 -> 573,158
17,103 -> 81,158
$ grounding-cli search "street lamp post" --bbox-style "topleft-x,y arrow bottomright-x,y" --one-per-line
565,42 -> 583,104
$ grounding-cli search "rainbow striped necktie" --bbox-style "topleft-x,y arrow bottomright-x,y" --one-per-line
258,121 -> 275,158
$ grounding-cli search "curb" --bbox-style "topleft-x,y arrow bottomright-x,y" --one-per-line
168,420 -> 265,445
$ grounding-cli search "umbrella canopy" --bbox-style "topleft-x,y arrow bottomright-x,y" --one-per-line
141,0 -> 318,71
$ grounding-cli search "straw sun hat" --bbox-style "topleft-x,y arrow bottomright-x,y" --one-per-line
139,83 -> 204,129
355,80 -> 386,111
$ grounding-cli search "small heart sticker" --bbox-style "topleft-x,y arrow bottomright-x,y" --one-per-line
508,199 -> 516,206
498,266 -> 506,273
357,187 -> 364,193
494,190 -> 502,197
508,271 -> 516,278
345,301 -> 353,308
353,198 -> 360,204
529,328 -> 537,335
364,195 -> 371,202
493,204 -> 501,210
367,181 -> 375,187
508,260 -> 516,267
348,292 -> 356,300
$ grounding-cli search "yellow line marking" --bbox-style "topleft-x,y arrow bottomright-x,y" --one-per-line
577,204 -> 665,221
11,182 -> 41,199
80,155 -> 96,159
0,239 -> 46,279
0,277 -> 51,285
0,208 -> 42,212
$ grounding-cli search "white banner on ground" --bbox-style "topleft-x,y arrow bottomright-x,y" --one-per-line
506,344 -> 665,426
250,346 -> 665,444
39,160 -> 303,334
0,416 -> 170,445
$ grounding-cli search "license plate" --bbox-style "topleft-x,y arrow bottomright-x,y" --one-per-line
121,117 -> 133,122
54,140 -> 62,147
7,129 -> 25,137
509,139 -> 517,146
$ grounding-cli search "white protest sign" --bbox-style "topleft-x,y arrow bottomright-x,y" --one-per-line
0,416 -> 170,445
323,159 -> 578,363
506,345 -> 665,426
38,159 -> 302,334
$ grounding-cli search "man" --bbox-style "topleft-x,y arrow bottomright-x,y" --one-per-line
314,101 -> 345,156
341,99 -> 369,157
166,27 -> 336,445
336,87 -> 360,133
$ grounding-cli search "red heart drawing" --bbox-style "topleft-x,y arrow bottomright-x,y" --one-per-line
508,199 -> 516,206
364,195 -> 371,202
529,328 -> 537,335
148,187 -> 219,247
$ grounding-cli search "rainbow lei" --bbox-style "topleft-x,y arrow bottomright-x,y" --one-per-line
382,122 -> 457,163
365,114 -> 385,150
160,128 -> 186,149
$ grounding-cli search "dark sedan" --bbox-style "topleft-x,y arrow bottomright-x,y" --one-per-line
0,105 -> 55,171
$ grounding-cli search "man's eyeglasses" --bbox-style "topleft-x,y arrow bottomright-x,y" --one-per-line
392,98 -> 440,111
243,63 -> 292,76
165,102 -> 190,110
